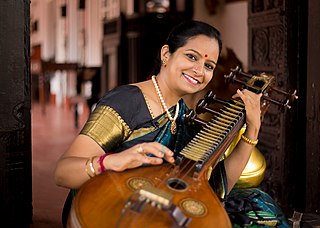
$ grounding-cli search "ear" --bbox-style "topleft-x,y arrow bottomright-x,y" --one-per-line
160,45 -> 171,61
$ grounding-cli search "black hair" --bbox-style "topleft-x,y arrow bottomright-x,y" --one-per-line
151,20 -> 222,76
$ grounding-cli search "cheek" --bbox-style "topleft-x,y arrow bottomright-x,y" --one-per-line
169,60 -> 184,71
204,72 -> 214,83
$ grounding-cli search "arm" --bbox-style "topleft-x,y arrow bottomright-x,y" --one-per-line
54,105 -> 175,189
54,135 -> 174,189
54,134 -> 105,189
224,89 -> 262,193
55,86 -> 177,190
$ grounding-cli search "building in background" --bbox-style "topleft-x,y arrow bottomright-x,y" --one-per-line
30,0 -> 249,108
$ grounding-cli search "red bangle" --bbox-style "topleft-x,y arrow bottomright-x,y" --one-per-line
98,152 -> 112,173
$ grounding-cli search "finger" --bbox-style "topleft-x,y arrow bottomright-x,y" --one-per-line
237,89 -> 245,99
131,145 -> 163,166
142,156 -> 164,165
232,92 -> 239,99
135,143 -> 163,156
137,143 -> 175,163
241,89 -> 263,100
136,144 -> 144,154
139,143 -> 166,158
237,89 -> 260,107
232,89 -> 247,99
232,89 -> 247,104
160,144 -> 175,163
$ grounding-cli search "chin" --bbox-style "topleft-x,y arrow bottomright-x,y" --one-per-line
184,86 -> 204,95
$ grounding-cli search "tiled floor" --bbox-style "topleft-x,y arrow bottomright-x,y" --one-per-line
30,102 -> 89,227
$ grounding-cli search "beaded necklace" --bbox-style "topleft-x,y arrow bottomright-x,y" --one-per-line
151,75 -> 179,134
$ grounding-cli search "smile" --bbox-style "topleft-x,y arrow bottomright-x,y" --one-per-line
183,73 -> 200,85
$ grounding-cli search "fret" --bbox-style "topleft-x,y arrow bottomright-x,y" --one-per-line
215,112 -> 236,121
186,140 -> 212,152
207,122 -> 230,132
228,103 -> 244,110
224,106 -> 242,114
196,132 -> 221,141
215,116 -> 234,125
185,144 -> 213,156
203,126 -> 227,137
233,100 -> 245,107
179,101 -> 244,166
210,119 -> 230,128
184,139 -> 216,152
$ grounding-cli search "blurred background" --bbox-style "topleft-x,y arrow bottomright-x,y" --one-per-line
1,0 -> 319,227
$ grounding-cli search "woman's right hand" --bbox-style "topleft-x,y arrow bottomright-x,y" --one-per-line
104,142 -> 175,172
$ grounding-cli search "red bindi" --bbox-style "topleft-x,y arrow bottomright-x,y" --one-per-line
204,54 -> 208,58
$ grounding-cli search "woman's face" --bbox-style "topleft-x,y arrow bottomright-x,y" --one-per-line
163,35 -> 220,96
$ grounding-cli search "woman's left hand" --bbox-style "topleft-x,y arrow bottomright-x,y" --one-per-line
232,89 -> 262,132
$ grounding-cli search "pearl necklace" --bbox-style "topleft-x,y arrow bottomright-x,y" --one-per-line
151,75 -> 179,134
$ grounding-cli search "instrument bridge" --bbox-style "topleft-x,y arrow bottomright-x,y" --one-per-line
138,185 -> 173,208
122,185 -> 192,227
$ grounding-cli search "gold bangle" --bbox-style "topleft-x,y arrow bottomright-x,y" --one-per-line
89,156 -> 97,176
241,134 -> 258,146
85,158 -> 93,178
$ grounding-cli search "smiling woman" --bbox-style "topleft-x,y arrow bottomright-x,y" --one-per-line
154,34 -> 219,100
53,20 -> 285,227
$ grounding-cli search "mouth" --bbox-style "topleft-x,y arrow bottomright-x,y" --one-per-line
182,73 -> 201,85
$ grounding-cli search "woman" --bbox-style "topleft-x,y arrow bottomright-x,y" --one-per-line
54,20 -> 285,227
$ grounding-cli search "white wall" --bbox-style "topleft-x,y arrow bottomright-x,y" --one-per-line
55,0 -> 66,63
85,0 -> 103,66
31,0 -> 56,61
193,1 -> 248,70
31,0 -> 104,106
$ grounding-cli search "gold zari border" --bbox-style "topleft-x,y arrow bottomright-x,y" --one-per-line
80,106 -> 132,151
125,113 -> 169,142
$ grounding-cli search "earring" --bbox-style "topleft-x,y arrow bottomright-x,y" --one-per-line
161,59 -> 167,67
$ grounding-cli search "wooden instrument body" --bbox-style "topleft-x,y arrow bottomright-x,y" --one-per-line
70,163 -> 231,227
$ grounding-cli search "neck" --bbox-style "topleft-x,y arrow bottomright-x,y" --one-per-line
152,74 -> 181,108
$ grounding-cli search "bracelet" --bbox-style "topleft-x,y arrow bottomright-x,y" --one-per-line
85,158 -> 94,178
89,156 -> 97,176
98,152 -> 113,174
241,134 -> 259,146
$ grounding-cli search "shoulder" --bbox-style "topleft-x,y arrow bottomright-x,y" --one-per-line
96,85 -> 148,129
97,85 -> 144,110
98,85 -> 141,105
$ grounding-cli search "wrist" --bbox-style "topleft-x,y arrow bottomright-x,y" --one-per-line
241,134 -> 258,146
244,124 -> 260,139
98,152 -> 113,173
85,156 -> 98,178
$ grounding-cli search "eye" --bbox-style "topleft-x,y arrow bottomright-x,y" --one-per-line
205,63 -> 215,70
186,53 -> 197,61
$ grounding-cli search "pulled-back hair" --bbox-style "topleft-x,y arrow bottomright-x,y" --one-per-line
151,20 -> 222,75
166,20 -> 222,55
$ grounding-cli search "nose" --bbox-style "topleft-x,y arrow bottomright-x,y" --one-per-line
193,62 -> 204,75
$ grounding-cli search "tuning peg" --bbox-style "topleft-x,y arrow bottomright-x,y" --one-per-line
184,109 -> 207,125
196,99 -> 223,116
288,89 -> 298,102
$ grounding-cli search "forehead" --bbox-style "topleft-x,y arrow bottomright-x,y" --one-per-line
181,35 -> 219,56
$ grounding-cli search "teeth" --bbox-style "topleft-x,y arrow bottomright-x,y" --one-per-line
183,74 -> 199,84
